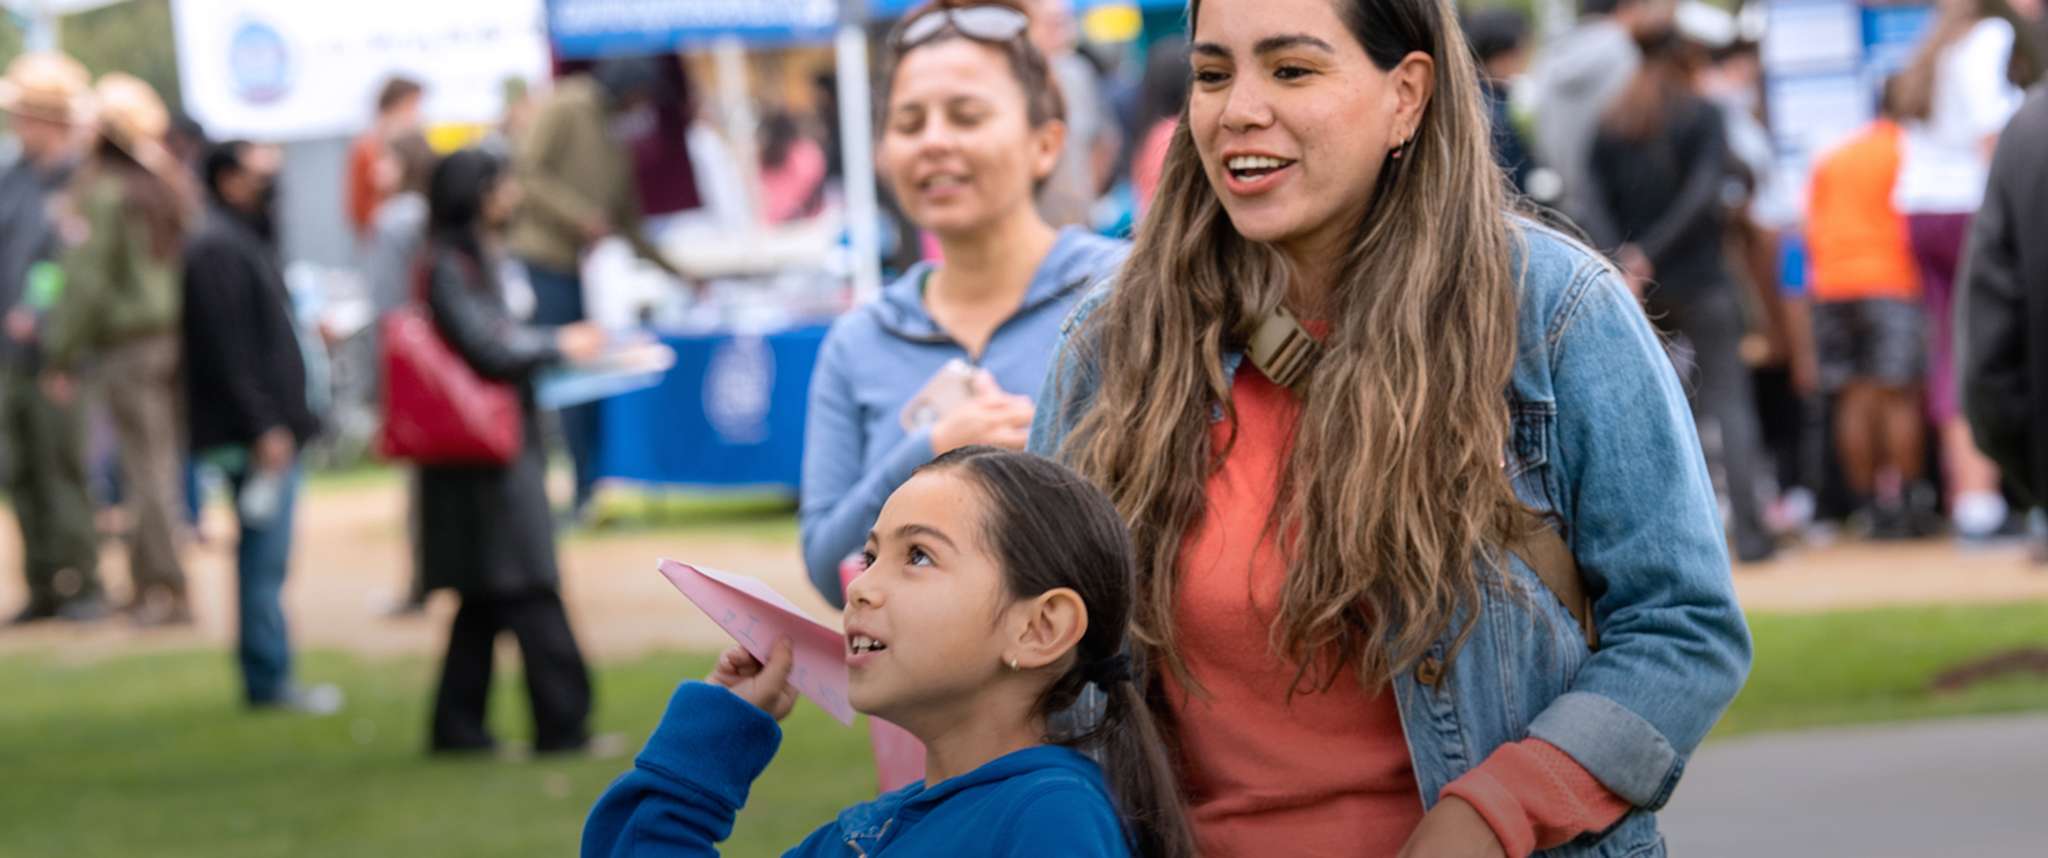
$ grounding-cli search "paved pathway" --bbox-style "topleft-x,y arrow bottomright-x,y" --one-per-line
1662,714 -> 2048,856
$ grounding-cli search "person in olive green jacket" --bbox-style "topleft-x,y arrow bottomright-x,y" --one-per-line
0,52 -> 105,624
43,73 -> 195,626
506,57 -> 683,519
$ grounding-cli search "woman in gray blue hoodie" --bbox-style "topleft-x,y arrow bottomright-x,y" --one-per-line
799,1 -> 1127,606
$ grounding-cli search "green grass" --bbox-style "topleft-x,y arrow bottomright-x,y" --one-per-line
572,490 -> 798,543
4,601 -> 2045,855
1716,600 -> 2048,736
0,650 -> 869,857
299,462 -> 800,542
302,463 -> 405,495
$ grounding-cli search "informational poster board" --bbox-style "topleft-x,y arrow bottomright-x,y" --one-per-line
1761,0 -> 1934,221
544,0 -> 838,56
172,0 -> 551,141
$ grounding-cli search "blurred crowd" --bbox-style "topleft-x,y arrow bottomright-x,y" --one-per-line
2,0 -> 2046,751
1464,0 -> 2048,565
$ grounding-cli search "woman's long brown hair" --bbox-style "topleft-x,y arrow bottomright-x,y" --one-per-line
1055,0 -> 1533,694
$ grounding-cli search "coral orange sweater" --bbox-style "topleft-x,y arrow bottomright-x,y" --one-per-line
1166,364 -> 1631,857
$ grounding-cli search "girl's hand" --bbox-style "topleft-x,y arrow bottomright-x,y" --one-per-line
1396,796 -> 1507,858
707,639 -> 798,721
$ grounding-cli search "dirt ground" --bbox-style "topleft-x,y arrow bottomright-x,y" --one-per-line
2,477 -> 2045,662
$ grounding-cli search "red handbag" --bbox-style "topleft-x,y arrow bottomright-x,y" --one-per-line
376,262 -> 523,466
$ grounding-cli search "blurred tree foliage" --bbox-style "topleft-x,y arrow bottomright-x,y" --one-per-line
62,0 -> 180,112
0,14 -> 22,63
0,0 -> 179,113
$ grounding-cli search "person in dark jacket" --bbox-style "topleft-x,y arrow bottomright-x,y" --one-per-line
182,140 -> 339,712
1465,7 -> 1541,197
420,149 -> 607,754
1959,88 -> 2048,518
1582,27 -> 1777,564
0,52 -> 105,623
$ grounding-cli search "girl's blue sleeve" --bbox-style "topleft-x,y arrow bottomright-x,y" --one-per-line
581,683 -> 784,857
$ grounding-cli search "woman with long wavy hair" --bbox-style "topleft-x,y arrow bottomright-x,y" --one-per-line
1029,0 -> 1749,853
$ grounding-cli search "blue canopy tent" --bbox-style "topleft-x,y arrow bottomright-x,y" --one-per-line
538,0 -> 1182,492
541,0 -> 1187,299
545,0 -> 888,300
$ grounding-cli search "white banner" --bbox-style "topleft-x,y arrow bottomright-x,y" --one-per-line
172,0 -> 550,141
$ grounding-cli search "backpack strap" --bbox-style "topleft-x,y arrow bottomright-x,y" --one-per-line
1249,306 -> 1598,650
1246,304 -> 1323,393
1507,525 -> 1598,650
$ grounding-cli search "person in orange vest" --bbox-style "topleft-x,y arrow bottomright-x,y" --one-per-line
1805,77 -> 1931,539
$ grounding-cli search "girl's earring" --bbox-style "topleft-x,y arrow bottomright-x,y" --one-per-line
1007,656 -> 1019,671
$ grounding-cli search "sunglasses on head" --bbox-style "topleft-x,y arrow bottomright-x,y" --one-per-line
893,4 -> 1032,51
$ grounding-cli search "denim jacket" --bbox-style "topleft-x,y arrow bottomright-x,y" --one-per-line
1026,221 -> 1751,857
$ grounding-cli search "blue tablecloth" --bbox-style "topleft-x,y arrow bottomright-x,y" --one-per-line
595,325 -> 830,492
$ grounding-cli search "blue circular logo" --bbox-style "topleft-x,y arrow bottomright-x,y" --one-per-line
228,20 -> 291,105
704,336 -> 775,445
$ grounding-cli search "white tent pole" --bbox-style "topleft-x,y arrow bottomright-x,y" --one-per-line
10,0 -> 136,48
28,1 -> 59,51
836,0 -> 882,302
1538,0 -> 1573,44
714,36 -> 765,227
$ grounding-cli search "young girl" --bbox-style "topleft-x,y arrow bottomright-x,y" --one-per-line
583,447 -> 1194,857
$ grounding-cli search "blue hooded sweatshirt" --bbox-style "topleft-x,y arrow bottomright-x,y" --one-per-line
798,227 -> 1128,606
581,682 -> 1132,857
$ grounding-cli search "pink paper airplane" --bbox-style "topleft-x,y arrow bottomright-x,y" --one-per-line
657,559 -> 855,725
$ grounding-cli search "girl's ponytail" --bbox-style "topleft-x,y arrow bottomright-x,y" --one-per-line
1091,665 -> 1197,858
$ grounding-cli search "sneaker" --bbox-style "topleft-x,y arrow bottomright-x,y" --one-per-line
7,603 -> 57,626
1864,503 -> 1918,541
130,598 -> 195,629
54,597 -> 111,622
1954,491 -> 2011,542
253,683 -> 345,716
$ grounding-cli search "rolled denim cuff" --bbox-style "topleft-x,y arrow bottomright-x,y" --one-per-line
1526,690 -> 1679,809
